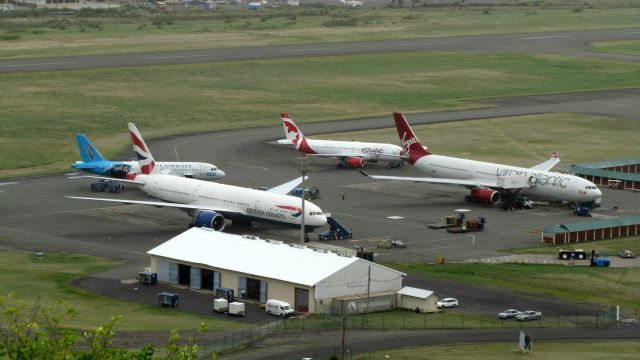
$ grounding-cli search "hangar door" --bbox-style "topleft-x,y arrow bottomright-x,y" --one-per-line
238,277 -> 268,303
295,288 -> 309,312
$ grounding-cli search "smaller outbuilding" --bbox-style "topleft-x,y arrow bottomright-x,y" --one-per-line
565,156 -> 640,190
397,286 -> 438,313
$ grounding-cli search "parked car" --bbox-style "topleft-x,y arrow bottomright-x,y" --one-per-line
436,298 -> 458,308
516,310 -> 542,321
619,249 -> 636,258
391,238 -> 407,248
498,309 -> 522,319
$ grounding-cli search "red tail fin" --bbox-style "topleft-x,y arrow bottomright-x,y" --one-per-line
393,112 -> 429,164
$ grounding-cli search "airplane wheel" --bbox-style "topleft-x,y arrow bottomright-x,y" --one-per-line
465,196 -> 471,202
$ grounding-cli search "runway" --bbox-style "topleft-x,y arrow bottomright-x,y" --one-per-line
1,28 -> 639,73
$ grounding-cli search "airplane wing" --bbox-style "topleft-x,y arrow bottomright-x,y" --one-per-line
66,196 -> 244,215
359,170 -> 497,188
266,176 -> 308,195
530,152 -> 560,172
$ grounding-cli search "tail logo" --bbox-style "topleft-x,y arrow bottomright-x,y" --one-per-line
400,131 -> 419,153
84,145 -> 97,161
283,120 -> 301,145
130,132 -> 155,175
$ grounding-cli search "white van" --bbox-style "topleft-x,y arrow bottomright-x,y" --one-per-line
265,299 -> 295,317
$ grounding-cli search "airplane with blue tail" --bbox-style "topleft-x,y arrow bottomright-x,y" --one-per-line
71,134 -> 225,180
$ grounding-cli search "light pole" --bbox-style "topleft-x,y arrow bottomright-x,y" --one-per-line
294,156 -> 312,244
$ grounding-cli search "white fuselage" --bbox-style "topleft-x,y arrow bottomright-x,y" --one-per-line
124,161 -> 225,180
136,174 -> 327,227
306,139 -> 403,162
415,155 -> 601,202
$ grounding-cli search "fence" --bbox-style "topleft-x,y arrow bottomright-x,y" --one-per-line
198,310 -> 615,358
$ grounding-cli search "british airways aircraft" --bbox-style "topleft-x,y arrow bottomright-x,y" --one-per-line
71,134 -> 225,180
276,114 -> 404,168
68,123 -> 326,231
361,113 -> 602,208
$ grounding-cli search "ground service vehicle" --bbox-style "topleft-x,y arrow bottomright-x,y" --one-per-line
498,309 -> 522,319
591,251 -> 611,267
228,302 -> 245,317
619,250 -> 636,258
265,299 -> 294,317
436,298 -> 458,308
391,238 -> 407,248
213,298 -> 228,313
516,310 -> 542,321
574,206 -> 592,217
318,216 -> 352,240
558,248 -> 587,260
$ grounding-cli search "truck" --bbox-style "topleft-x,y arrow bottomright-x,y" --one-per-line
213,298 -> 228,313
318,216 -> 352,240
265,299 -> 294,317
574,206 -> 592,217
228,302 -> 245,317
291,186 -> 320,200
90,179 -> 123,193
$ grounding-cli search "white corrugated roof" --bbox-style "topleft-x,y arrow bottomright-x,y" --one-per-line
398,286 -> 434,299
148,227 -> 360,287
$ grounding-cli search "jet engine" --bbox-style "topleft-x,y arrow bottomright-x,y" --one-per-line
192,210 -> 226,231
466,189 -> 501,205
346,157 -> 365,168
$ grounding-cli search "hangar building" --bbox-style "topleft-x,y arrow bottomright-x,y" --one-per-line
565,157 -> 640,190
541,215 -> 640,244
147,227 -> 405,314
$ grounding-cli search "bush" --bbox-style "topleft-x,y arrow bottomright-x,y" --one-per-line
322,17 -> 359,27
0,33 -> 20,41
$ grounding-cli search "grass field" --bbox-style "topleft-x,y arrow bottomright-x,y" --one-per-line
592,40 -> 640,55
356,340 -> 640,360
2,52 -> 640,178
315,113 -> 640,167
390,262 -> 640,313
506,236 -> 640,256
0,249 -> 252,331
2,5 -> 640,58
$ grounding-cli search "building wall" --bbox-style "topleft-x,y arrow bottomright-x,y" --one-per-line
315,260 -> 402,300
398,295 -> 437,313
150,255 -> 316,312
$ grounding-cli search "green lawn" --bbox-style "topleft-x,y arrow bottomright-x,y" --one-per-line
2,5 -> 640,58
592,40 -> 640,55
355,340 -> 640,360
315,113 -> 640,167
3,52 -> 640,178
390,263 -> 640,313
0,249 -> 252,331
506,236 -> 640,256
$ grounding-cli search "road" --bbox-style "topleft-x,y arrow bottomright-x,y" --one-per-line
1,28 -> 639,73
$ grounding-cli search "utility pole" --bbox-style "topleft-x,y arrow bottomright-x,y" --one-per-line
365,265 -> 371,322
294,156 -> 312,244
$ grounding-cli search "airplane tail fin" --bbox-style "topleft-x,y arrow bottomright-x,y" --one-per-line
75,134 -> 106,163
127,123 -> 158,175
393,112 -> 430,164
281,113 -> 305,144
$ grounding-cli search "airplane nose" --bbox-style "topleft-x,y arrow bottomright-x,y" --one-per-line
216,170 -> 226,178
594,187 -> 602,198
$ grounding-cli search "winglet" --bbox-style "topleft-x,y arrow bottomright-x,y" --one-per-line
128,123 -> 158,175
358,169 -> 370,177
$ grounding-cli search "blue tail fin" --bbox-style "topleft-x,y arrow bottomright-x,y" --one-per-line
75,134 -> 106,163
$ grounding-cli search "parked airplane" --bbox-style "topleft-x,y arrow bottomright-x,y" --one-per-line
68,123 -> 327,231
276,114 -> 404,168
71,134 -> 225,180
361,112 -> 602,208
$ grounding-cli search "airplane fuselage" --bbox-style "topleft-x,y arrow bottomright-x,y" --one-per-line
73,160 -> 225,180
305,139 -> 403,162
136,174 -> 327,227
415,155 -> 601,202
